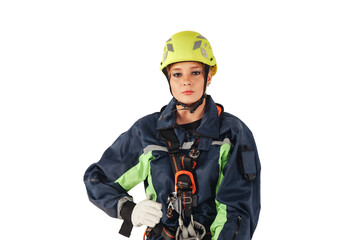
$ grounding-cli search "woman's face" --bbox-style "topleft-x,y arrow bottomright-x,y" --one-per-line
169,61 -> 212,105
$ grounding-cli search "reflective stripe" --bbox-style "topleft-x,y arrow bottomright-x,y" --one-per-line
116,196 -> 133,219
182,141 -> 193,149
144,145 -> 168,155
212,138 -> 231,146
143,138 -> 232,154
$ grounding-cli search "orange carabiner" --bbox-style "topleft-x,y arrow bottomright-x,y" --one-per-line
174,170 -> 196,194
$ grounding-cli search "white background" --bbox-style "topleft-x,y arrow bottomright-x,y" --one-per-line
1,0 -> 359,239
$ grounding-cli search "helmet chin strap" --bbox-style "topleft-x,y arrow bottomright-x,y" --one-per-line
174,94 -> 206,114
163,65 -> 210,114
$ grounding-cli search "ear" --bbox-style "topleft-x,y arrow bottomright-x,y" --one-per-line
206,71 -> 213,86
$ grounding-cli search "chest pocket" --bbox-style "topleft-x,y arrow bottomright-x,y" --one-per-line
238,145 -> 257,181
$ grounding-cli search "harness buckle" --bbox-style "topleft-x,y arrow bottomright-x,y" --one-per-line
189,148 -> 200,159
168,148 -> 180,155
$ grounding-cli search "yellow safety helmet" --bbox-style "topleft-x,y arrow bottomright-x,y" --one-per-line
160,31 -> 217,76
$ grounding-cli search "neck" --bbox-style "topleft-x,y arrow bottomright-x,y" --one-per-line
176,99 -> 206,125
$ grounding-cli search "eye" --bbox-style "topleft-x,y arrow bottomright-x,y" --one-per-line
192,71 -> 201,75
172,72 -> 182,77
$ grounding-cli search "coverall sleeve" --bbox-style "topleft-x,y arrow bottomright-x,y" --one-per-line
213,126 -> 261,240
83,122 -> 144,218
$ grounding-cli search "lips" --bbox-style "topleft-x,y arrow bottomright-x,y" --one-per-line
182,91 -> 194,95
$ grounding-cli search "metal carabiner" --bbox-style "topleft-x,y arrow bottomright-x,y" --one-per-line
175,215 -> 206,240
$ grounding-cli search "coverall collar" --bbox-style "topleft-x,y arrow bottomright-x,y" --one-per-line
157,95 -> 220,139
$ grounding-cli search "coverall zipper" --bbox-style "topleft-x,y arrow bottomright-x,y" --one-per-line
232,216 -> 242,240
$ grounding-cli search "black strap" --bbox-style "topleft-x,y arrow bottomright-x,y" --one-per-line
182,190 -> 193,218
118,201 -> 136,237
159,128 -> 200,172
238,145 -> 256,181
160,128 -> 181,154
119,221 -> 133,238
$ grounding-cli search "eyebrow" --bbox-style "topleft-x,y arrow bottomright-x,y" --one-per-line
171,66 -> 202,71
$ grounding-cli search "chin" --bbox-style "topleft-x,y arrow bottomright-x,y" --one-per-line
183,102 -> 197,106
176,95 -> 202,105
177,99 -> 197,106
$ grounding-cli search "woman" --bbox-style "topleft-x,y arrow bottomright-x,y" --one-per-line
84,31 -> 261,240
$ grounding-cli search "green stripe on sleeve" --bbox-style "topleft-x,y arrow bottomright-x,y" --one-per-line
210,143 -> 231,239
115,151 -> 155,191
211,200 -> 227,239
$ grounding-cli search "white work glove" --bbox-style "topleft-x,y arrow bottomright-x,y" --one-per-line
131,195 -> 163,228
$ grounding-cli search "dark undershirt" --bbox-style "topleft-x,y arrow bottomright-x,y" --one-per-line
178,119 -> 202,138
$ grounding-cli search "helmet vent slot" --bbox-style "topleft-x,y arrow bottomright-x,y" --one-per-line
193,40 -> 202,50
167,44 -> 174,52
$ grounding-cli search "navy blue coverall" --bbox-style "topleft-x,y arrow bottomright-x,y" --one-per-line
84,96 -> 261,239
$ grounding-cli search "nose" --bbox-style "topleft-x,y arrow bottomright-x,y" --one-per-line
182,75 -> 191,86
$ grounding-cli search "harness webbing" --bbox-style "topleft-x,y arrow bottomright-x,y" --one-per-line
159,128 -> 199,218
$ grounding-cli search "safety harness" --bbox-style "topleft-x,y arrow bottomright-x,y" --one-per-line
160,128 -> 200,219
144,105 -> 223,240
144,128 -> 206,240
